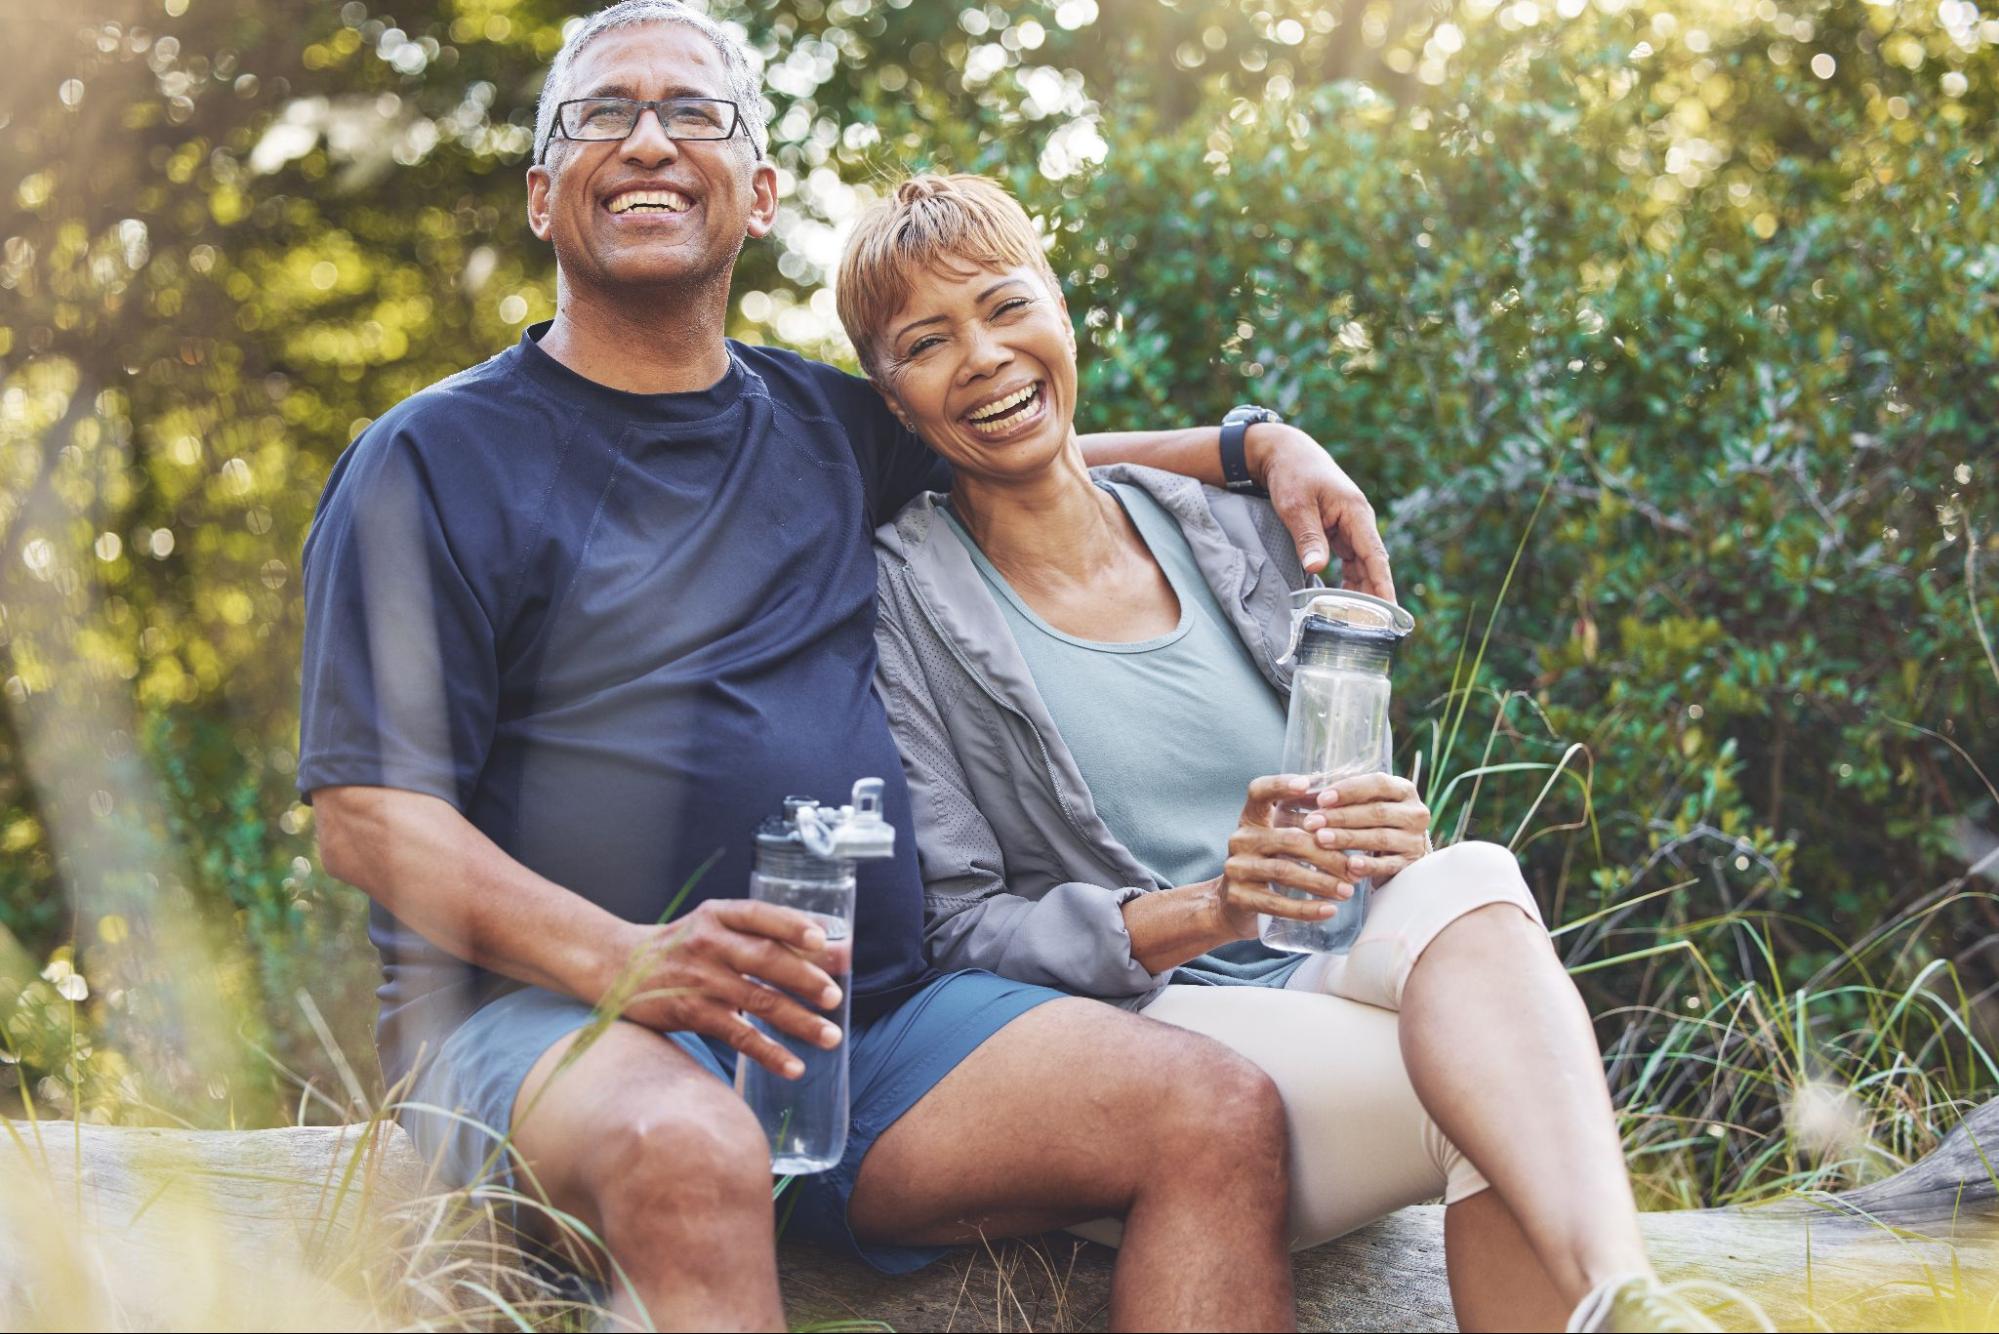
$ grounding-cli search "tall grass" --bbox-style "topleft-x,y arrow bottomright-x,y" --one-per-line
0,970 -> 624,1329
0,874 -> 867,1330
1422,744 -> 1988,1226
1410,477 -> 1999,1222
1426,674 -> 1998,1214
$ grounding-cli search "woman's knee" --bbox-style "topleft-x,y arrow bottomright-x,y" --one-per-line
1361,841 -> 1552,1004
1412,839 -> 1530,898
1394,842 -> 1542,933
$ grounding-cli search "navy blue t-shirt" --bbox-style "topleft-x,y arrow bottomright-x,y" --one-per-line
298,324 -> 948,1079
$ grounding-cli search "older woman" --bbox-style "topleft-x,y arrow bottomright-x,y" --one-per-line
835,175 -> 1717,1334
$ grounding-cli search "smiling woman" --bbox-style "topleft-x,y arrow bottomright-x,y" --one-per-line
835,173 -> 1731,1332
836,176 -> 1063,386
833,178 -> 1083,504
883,263 -> 1071,459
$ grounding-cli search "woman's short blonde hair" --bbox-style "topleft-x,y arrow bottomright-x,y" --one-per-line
835,173 -> 1059,381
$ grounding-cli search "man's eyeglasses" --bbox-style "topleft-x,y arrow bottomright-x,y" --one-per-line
540,97 -> 751,163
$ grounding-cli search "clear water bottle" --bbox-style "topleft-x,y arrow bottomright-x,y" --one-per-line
1259,589 -> 1415,955
735,778 -> 895,1175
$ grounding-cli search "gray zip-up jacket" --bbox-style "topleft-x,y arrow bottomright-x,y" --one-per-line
871,464 -> 1316,1009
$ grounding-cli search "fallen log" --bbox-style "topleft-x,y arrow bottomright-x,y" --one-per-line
3,1101 -> 1995,1331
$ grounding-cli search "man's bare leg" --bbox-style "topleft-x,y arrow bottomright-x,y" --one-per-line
849,998 -> 1296,1333
507,1021 -> 785,1332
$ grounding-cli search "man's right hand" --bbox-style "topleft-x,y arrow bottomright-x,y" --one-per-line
602,900 -> 846,1079
311,786 -> 846,1080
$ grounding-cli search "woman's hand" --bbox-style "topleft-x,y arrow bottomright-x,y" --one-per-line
1296,772 -> 1432,885
1206,775 -> 1364,941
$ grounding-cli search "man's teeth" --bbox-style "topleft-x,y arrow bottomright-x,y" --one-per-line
608,189 -> 692,214
968,384 -> 1041,432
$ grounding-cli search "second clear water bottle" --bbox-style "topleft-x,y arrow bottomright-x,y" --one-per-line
735,779 -> 894,1175
1259,589 -> 1415,955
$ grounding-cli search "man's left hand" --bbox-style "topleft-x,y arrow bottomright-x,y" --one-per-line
1247,422 -> 1396,601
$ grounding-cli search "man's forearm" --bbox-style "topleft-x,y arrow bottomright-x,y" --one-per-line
313,785 -> 632,1004
1076,422 -> 1286,487
1084,419 -> 1393,592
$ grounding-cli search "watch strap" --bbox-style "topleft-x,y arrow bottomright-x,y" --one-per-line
1220,417 -> 1256,491
1221,404 -> 1280,495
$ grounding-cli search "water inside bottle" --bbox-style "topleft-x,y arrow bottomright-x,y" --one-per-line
737,914 -> 852,1175
1258,794 -> 1372,954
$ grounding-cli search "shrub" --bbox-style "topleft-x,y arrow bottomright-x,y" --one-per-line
1032,17 -> 1997,998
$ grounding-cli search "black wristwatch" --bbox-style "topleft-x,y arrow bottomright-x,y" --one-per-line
1220,404 -> 1283,495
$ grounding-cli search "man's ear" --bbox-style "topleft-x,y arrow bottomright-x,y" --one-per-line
745,159 -> 780,240
527,163 -> 555,242
1057,286 -> 1077,356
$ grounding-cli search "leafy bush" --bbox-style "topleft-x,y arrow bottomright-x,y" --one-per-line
1032,12 -> 1997,991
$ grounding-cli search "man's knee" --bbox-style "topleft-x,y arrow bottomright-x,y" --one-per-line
584,1084 -> 772,1230
1135,1028 -> 1289,1176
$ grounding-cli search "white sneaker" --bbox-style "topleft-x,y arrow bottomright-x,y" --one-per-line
1566,1274 -> 1727,1333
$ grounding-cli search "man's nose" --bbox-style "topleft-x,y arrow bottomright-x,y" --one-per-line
620,108 -> 682,166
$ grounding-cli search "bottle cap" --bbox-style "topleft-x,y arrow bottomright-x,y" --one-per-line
1279,588 -> 1414,664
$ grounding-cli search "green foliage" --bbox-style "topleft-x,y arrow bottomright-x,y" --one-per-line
0,0 -> 1994,1186
1032,6 -> 1998,1011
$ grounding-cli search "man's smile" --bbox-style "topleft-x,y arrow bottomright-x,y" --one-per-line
605,186 -> 694,215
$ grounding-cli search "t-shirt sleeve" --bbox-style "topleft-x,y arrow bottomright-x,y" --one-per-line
872,415 -> 952,518
826,367 -> 951,521
296,424 -> 500,809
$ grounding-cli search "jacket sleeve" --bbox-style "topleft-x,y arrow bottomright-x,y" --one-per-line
1227,487 -> 1313,593
873,580 -> 1164,998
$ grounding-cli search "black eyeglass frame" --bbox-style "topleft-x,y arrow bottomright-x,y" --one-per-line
538,96 -> 757,164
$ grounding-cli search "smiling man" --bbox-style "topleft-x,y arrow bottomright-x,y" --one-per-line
298,3 -> 1392,1329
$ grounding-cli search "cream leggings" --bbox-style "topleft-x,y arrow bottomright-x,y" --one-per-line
1078,840 -> 1545,1250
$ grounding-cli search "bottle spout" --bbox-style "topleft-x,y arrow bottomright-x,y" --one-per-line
831,778 -> 896,860
850,778 -> 884,821
790,778 -> 897,861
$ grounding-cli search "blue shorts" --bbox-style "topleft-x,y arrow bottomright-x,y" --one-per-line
395,969 -> 1064,1274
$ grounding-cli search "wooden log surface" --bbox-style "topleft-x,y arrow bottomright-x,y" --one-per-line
4,1102 -> 1996,1331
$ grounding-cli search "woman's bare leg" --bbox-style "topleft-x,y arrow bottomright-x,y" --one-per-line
1444,1191 -> 1574,1333
1399,883 -> 1652,1308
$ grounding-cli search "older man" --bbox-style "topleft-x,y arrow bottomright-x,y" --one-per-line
302,3 -> 1391,1329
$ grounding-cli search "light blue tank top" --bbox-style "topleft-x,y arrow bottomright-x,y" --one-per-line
945,482 -> 1301,987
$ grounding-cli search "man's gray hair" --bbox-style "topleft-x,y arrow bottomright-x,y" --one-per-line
534,1 -> 767,163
